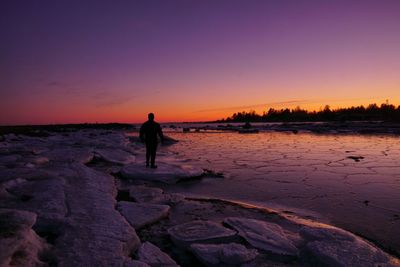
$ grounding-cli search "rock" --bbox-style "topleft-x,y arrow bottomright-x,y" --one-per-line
94,148 -> 136,165
0,209 -> 48,267
190,243 -> 258,265
347,156 -> 364,162
224,217 -> 298,256
305,240 -> 395,267
121,162 -> 203,184
168,220 -> 237,247
117,201 -> 170,229
137,242 -> 178,267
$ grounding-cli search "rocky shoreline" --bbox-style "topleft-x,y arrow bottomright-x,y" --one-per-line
0,129 -> 399,266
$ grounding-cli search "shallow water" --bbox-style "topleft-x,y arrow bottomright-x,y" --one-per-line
161,131 -> 400,254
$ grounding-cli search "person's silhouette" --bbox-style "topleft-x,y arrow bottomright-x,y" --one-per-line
139,113 -> 164,168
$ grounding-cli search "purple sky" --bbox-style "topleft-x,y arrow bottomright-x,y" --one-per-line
1,0 -> 400,124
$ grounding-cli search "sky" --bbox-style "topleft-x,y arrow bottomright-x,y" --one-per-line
1,0 -> 400,125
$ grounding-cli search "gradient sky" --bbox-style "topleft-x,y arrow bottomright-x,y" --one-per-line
1,0 -> 400,125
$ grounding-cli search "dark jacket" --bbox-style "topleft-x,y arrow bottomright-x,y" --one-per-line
139,120 -> 164,144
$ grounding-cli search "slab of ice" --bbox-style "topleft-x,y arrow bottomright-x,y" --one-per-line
137,242 -> 178,267
190,243 -> 258,265
121,162 -> 203,184
129,185 -> 165,203
168,220 -> 236,247
300,224 -> 399,267
0,154 -> 21,164
305,240 -> 395,267
5,178 -> 67,229
124,259 -> 150,267
299,224 -> 355,242
0,167 -> 52,184
224,217 -> 298,256
128,185 -> 185,205
0,209 -> 48,267
43,148 -> 94,164
128,135 -> 178,146
117,201 -> 170,229
54,163 -> 140,266
94,148 -> 136,165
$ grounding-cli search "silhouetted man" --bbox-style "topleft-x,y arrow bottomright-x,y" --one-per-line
140,113 -> 164,168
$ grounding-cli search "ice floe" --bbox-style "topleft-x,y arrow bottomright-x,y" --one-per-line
168,220 -> 236,247
117,201 -> 170,229
190,243 -> 258,265
121,162 -> 203,184
224,217 -> 298,256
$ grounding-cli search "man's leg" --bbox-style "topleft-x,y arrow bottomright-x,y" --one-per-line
145,143 -> 151,167
150,143 -> 158,167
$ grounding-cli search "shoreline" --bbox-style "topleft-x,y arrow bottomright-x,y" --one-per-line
2,121 -> 400,137
167,121 -> 400,136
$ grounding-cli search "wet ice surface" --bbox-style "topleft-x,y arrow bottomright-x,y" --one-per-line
162,131 -> 400,254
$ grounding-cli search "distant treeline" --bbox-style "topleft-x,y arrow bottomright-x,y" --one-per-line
219,103 -> 400,122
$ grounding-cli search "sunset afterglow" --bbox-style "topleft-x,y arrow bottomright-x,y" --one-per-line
1,0 -> 400,125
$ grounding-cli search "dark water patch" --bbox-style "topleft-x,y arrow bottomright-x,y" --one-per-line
116,190 -> 135,202
34,227 -> 60,245
39,250 -> 58,267
20,194 -> 33,202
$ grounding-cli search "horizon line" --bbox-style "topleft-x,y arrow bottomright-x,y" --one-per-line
1,100 -> 398,127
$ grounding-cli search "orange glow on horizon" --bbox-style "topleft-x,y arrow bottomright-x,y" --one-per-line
1,97 -> 398,126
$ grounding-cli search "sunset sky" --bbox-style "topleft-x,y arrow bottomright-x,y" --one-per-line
1,0 -> 400,125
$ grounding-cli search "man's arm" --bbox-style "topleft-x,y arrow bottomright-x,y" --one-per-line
139,124 -> 145,142
157,124 -> 164,142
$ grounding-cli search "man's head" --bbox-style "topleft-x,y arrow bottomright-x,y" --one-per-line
148,113 -> 155,121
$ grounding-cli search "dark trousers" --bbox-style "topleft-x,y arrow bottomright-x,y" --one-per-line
145,142 -> 158,166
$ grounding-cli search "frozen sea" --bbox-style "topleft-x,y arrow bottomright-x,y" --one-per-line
157,129 -> 400,254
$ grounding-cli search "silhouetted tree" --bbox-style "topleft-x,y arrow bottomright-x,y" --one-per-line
220,102 -> 400,122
